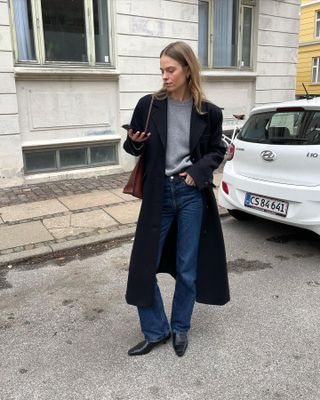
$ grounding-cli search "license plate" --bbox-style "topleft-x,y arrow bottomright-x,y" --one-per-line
244,193 -> 289,217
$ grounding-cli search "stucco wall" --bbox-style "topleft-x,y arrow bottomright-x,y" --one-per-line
16,79 -> 119,144
0,0 -> 23,185
256,0 -> 301,105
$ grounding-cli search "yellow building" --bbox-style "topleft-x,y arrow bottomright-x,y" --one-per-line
296,0 -> 320,96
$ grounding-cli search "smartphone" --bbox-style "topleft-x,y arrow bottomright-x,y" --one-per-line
122,124 -> 132,131
122,124 -> 150,137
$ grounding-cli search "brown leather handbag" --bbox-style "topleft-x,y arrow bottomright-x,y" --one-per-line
123,95 -> 154,199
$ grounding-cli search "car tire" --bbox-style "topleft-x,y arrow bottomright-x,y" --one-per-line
228,209 -> 254,221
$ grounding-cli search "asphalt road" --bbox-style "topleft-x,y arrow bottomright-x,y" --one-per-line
0,217 -> 319,400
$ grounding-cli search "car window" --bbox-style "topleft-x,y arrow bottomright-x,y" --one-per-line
303,112 -> 320,145
268,112 -> 303,136
238,112 -> 273,143
238,111 -> 319,145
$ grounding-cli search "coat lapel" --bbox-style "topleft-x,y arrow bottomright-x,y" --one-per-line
190,105 -> 207,154
151,98 -> 167,149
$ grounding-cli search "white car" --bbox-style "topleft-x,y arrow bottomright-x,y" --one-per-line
218,97 -> 320,235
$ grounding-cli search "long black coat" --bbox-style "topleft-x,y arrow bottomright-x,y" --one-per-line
123,94 -> 230,307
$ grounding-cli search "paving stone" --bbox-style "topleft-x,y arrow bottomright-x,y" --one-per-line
42,215 -> 88,239
0,221 -> 53,250
0,199 -> 68,222
58,191 -> 123,211
43,210 -> 117,239
43,215 -> 71,230
110,188 -> 138,202
48,227 -> 94,240
104,202 -> 141,225
71,210 -> 117,229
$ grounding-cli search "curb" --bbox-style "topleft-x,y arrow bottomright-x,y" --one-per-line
0,226 -> 136,268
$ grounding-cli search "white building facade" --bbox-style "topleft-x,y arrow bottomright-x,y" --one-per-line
0,0 -> 300,187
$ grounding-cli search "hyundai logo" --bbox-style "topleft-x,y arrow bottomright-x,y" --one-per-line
261,150 -> 277,162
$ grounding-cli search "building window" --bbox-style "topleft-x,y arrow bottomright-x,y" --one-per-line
198,0 -> 255,69
312,57 -> 320,83
241,5 -> 253,68
23,143 -> 118,174
199,0 -> 210,67
10,0 -> 111,65
316,10 -> 320,38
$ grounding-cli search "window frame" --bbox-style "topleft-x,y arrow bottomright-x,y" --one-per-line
23,142 -> 119,174
312,57 -> 320,84
8,0 -> 114,67
198,0 -> 213,68
240,4 -> 254,68
199,0 -> 255,70
315,10 -> 320,38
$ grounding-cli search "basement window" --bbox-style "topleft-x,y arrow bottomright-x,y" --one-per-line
24,143 -> 118,174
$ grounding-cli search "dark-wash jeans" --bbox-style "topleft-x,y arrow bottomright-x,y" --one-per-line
138,175 -> 203,342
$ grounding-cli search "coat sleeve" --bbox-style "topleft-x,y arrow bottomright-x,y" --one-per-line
186,107 -> 226,191
123,96 -> 147,157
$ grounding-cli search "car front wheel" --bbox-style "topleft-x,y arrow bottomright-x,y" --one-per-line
228,209 -> 254,221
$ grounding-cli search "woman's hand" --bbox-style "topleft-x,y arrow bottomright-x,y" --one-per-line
179,171 -> 195,186
128,129 -> 150,143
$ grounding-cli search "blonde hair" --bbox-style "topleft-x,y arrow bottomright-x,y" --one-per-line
155,41 -> 206,114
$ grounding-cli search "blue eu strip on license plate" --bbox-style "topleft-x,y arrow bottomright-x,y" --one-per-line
245,193 -> 251,206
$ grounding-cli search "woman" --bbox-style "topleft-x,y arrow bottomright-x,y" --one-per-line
123,41 -> 229,357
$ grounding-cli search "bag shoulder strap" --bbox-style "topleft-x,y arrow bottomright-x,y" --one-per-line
144,95 -> 154,133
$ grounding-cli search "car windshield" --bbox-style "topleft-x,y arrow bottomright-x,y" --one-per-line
238,110 -> 320,145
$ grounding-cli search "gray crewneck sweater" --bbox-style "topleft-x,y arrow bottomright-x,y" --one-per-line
165,97 -> 193,176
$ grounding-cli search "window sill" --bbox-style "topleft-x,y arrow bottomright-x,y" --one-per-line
14,66 -> 120,81
299,39 -> 320,47
22,135 -> 121,150
201,70 -> 257,81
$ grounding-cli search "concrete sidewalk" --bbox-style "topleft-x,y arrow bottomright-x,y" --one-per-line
0,172 -> 227,266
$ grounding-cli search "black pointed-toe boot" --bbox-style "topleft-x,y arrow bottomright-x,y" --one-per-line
128,333 -> 171,356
